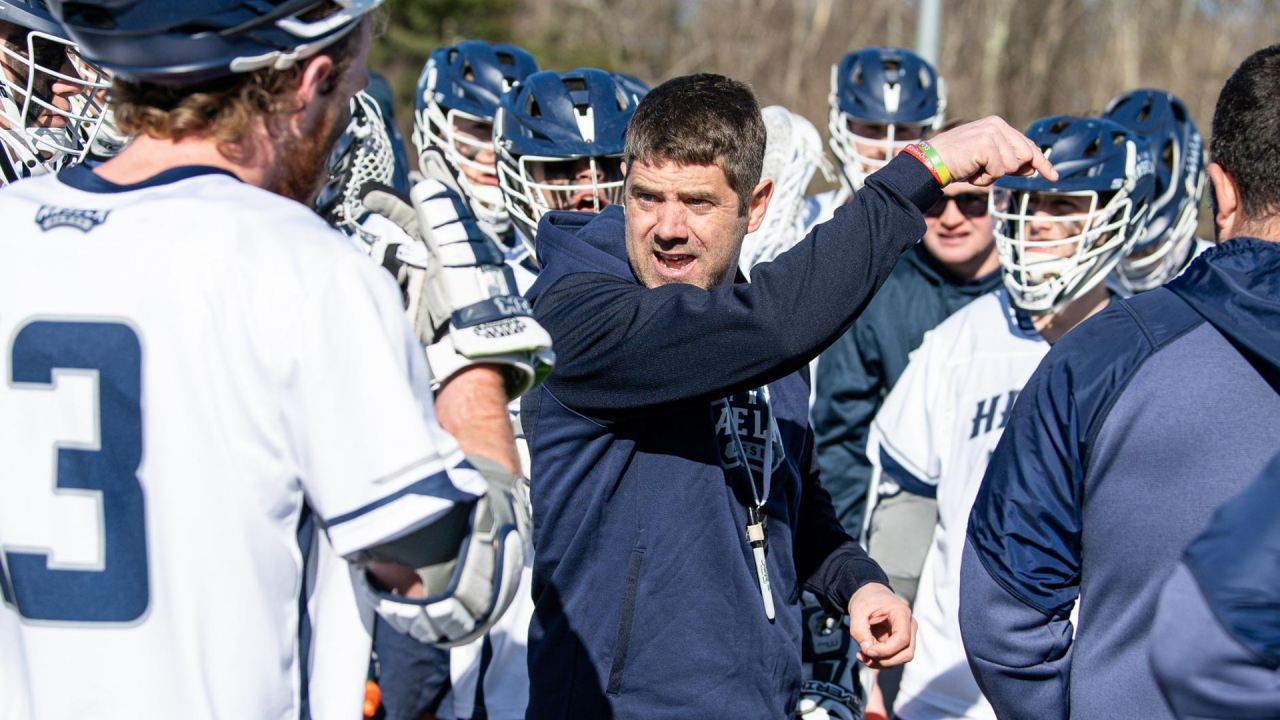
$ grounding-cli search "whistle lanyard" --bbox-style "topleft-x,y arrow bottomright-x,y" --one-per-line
723,387 -> 778,620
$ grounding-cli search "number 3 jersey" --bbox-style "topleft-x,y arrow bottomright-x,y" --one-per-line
0,165 -> 487,720
866,289 -> 1049,720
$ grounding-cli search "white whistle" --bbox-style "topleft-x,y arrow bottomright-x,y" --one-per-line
747,509 -> 775,620
753,543 -> 775,620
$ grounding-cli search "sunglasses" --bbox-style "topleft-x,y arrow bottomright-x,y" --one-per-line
925,192 -> 990,219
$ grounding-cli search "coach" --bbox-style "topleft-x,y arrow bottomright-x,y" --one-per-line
520,74 -> 1052,719
959,45 -> 1280,720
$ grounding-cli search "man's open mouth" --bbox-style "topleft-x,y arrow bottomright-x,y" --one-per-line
655,251 -> 696,271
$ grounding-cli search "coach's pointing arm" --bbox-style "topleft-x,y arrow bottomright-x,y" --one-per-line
530,117 -> 1054,417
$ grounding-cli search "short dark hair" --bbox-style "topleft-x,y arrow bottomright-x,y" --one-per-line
624,73 -> 765,215
1211,44 -> 1280,220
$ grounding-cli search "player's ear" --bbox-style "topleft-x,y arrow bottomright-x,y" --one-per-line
295,53 -> 336,109
1207,162 -> 1240,242
745,178 -> 774,235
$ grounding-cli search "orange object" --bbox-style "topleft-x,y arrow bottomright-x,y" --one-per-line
363,680 -> 382,718
865,712 -> 890,720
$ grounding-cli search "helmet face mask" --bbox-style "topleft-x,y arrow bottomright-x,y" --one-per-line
418,81 -> 506,224
992,116 -> 1156,314
828,109 -> 931,186
1115,201 -> 1198,291
827,48 -> 945,195
1102,90 -> 1207,292
993,189 -> 1137,313
493,68 -> 640,250
497,148 -> 623,241
412,42 -> 539,232
0,25 -> 110,184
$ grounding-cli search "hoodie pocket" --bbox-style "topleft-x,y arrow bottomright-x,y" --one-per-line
606,549 -> 644,696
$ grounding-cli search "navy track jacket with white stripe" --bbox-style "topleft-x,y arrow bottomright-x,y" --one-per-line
959,237 -> 1280,720
521,153 -> 941,719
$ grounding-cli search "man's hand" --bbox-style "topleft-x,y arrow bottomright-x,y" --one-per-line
848,582 -> 916,668
927,116 -> 1059,187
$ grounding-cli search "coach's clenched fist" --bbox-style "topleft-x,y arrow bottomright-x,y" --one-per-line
927,115 -> 1059,187
849,582 -> 917,668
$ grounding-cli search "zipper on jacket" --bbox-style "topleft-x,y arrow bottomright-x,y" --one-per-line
606,549 -> 645,696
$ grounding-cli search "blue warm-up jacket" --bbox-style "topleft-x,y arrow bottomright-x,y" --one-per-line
813,243 -> 1001,535
959,238 -> 1280,720
521,153 -> 942,719
1150,449 -> 1280,720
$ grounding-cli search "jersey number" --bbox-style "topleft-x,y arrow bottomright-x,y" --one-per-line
0,320 -> 149,623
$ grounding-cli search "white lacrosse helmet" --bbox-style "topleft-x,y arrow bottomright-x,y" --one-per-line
740,105 -> 835,277
991,116 -> 1157,314
0,0 -> 111,185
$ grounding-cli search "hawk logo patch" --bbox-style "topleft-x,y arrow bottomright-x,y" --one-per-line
36,206 -> 110,233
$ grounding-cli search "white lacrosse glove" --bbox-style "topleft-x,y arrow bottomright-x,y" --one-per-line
357,455 -> 528,647
360,150 -> 554,399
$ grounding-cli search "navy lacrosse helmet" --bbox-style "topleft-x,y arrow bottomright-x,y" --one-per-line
3,0 -> 63,34
611,72 -> 650,103
1103,89 -> 1207,292
991,116 -> 1156,314
494,68 -> 637,245
48,0 -> 382,84
828,46 -> 945,194
412,40 -> 538,228
0,0 -> 112,184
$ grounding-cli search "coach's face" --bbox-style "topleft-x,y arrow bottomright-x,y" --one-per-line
623,158 -> 772,290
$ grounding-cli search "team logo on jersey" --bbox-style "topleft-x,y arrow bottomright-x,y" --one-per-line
716,390 -> 786,477
35,206 -> 110,233
969,389 -> 1020,439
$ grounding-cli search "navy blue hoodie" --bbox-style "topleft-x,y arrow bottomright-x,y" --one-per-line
960,238 -> 1280,720
520,154 -> 941,719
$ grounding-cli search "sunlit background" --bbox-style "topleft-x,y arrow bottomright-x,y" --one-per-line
371,0 -> 1280,215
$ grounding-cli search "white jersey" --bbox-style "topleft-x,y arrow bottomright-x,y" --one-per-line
0,165 -> 485,720
867,290 -> 1049,720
